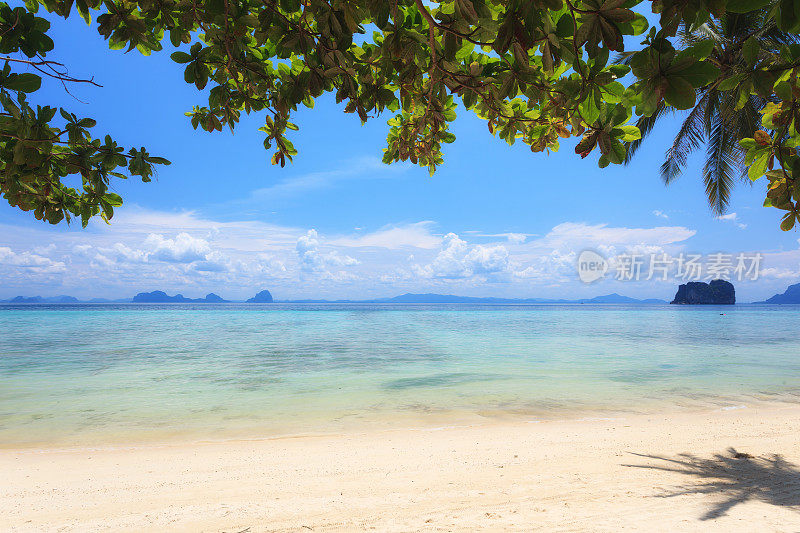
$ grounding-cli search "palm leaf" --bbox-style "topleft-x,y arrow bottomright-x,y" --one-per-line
703,112 -> 741,214
660,92 -> 710,184
623,3 -> 796,214
624,101 -> 673,164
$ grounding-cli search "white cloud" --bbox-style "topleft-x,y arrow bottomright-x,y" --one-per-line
506,233 -> 527,244
296,229 -> 359,274
72,244 -> 93,256
0,211 -> 714,300
247,157 -> 410,202
466,244 -> 511,275
513,249 -> 577,280
97,243 -> 149,264
464,231 -> 532,244
412,233 -> 511,280
760,267 -> 800,279
534,222 -> 696,251
0,247 -> 65,272
498,222 -> 699,285
192,255 -> 229,272
33,243 -> 56,255
330,222 -> 441,250
144,233 -> 212,263
653,210 -> 669,219
715,212 -> 747,229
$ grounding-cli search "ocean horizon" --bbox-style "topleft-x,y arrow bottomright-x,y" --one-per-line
2,303 -> 800,447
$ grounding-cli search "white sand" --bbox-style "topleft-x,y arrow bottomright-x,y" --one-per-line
3,406 -> 800,532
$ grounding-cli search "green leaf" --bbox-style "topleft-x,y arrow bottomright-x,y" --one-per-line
606,138 -> 626,164
104,193 -> 123,207
4,73 -> 41,93
580,97 -> 601,124
674,61 -> 719,87
748,152 -> 769,181
781,212 -> 796,231
170,51 -> 193,64
739,138 -> 757,150
727,0 -> 771,12
717,75 -> 741,91
664,76 -> 696,109
775,80 -> 793,101
742,36 -> 759,66
626,13 -> 649,36
612,125 -> 641,141
677,39 -> 715,62
601,81 -> 625,103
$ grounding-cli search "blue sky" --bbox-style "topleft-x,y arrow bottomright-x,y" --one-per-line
2,11 -> 800,301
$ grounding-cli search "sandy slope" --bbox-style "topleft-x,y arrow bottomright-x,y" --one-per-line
3,406 -> 800,532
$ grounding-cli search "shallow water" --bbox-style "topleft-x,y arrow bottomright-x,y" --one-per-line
1,303 -> 799,446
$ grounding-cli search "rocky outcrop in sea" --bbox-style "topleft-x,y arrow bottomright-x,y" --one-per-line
246,290 -> 274,303
670,280 -> 735,305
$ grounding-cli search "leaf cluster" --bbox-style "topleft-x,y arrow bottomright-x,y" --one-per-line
2,0 -> 800,230
0,1 -> 169,226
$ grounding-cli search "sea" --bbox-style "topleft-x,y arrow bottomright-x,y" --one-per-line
1,303 -> 799,446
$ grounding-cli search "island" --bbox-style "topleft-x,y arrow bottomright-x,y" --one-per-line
132,291 -> 228,303
4,295 -> 79,303
670,280 -> 735,305
246,290 -> 274,303
281,293 -> 666,304
756,282 -> 800,304
1,291 -> 672,305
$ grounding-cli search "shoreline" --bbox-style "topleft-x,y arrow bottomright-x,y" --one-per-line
3,394 -> 799,451
4,405 -> 800,531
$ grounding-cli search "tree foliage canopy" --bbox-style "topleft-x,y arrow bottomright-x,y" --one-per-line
623,7 -> 800,215
2,0 -> 800,229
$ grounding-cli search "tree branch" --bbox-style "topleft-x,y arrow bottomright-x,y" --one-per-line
0,56 -> 102,87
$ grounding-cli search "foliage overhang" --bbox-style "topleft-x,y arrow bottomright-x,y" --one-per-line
1,0 -> 799,229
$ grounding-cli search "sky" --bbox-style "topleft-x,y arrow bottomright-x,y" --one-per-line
3,11 -> 800,302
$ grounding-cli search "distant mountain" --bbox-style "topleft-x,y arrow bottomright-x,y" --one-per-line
580,293 -> 666,304
8,296 -> 44,303
382,293 -> 666,304
280,293 -> 666,304
246,290 -> 274,303
756,283 -> 800,304
1,291 -> 667,305
380,293 -> 553,304
48,295 -> 80,303
132,291 -> 228,303
132,291 -> 190,303
3,295 -> 79,303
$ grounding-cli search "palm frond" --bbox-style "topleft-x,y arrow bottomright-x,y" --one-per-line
660,92 -> 710,183
679,22 -> 720,47
759,20 -> 800,46
722,11 -> 760,40
612,51 -> 636,66
703,112 -> 741,214
623,101 -> 673,164
620,2 -> 791,211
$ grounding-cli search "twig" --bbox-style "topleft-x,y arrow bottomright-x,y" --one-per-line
0,56 -> 101,87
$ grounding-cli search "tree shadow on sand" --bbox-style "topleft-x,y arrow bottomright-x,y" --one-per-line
623,448 -> 800,520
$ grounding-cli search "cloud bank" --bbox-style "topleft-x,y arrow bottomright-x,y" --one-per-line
0,207 -> 797,301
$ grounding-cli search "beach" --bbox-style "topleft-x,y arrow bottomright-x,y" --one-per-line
3,405 -> 800,532
3,304 -> 800,530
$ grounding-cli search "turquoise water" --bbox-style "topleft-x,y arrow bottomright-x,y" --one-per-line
1,303 -> 799,446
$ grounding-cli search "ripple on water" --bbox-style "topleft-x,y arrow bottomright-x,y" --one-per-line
2,303 -> 800,445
